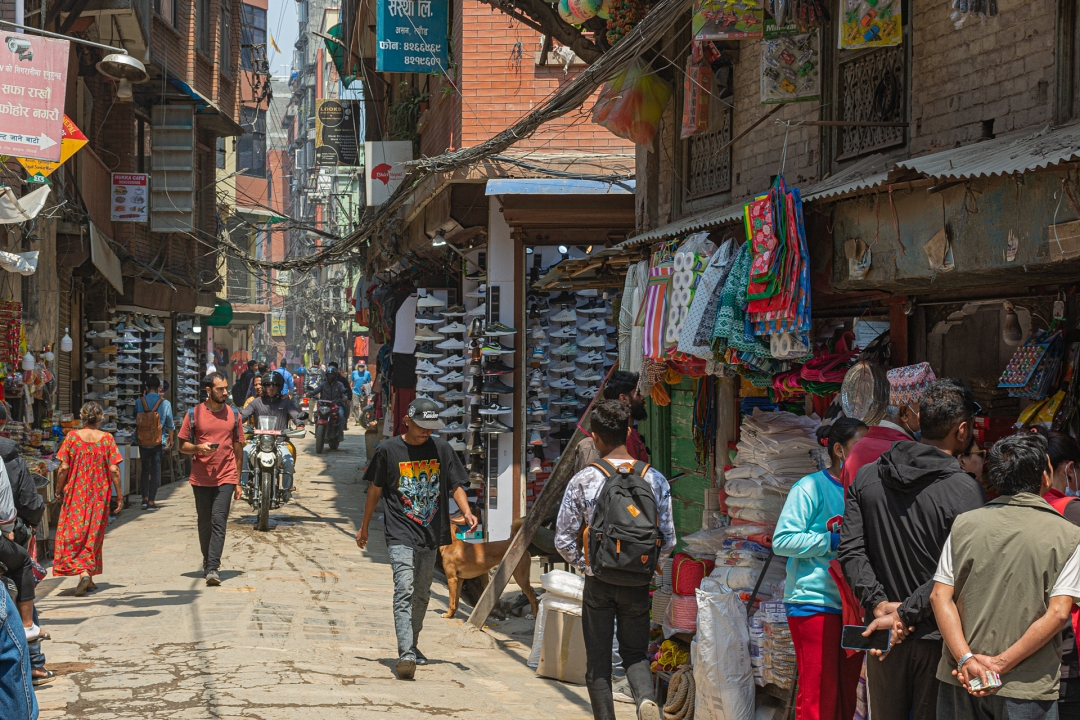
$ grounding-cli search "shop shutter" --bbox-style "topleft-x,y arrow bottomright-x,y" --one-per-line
151,105 -> 195,233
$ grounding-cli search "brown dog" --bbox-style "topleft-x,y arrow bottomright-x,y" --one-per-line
439,518 -> 539,619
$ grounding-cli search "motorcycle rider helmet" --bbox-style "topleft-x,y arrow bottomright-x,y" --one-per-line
263,372 -> 284,392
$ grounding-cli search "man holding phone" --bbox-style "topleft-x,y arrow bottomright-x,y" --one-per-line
178,372 -> 245,587
931,432 -> 1080,720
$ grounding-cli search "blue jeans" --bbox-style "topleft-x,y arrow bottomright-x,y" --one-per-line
387,545 -> 437,659
0,591 -> 36,719
241,443 -> 294,490
139,444 -> 163,502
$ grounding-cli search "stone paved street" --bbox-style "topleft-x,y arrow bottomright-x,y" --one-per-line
33,428 -> 627,719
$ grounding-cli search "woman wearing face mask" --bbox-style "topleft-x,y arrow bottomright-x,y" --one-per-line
1033,427 -> 1080,720
774,417 -> 868,720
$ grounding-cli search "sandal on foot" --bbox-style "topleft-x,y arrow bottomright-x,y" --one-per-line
73,576 -> 91,597
32,669 -> 56,686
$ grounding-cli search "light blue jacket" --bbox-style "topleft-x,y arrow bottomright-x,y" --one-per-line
772,469 -> 845,611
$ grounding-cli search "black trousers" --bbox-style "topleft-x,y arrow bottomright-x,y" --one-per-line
192,484 -> 233,573
0,536 -> 34,603
866,637 -> 943,720
139,444 -> 163,503
1059,678 -> 1080,720
582,575 -> 655,720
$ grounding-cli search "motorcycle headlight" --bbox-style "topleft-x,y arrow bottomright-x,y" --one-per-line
258,435 -> 275,453
258,453 -> 276,468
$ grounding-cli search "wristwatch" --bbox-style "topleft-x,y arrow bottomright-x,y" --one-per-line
957,652 -> 975,673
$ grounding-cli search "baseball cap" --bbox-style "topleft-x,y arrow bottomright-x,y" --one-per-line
407,397 -> 446,430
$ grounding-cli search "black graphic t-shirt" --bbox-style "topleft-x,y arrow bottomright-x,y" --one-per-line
363,436 -> 468,550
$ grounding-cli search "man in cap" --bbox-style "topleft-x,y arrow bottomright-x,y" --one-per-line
839,379 -> 986,720
355,397 -> 477,680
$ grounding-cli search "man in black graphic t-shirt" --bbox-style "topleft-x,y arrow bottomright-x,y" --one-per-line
357,397 -> 476,680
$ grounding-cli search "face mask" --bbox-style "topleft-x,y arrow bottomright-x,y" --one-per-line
912,430 -> 922,441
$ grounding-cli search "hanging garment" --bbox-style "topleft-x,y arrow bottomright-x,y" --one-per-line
641,266 -> 673,360
679,239 -> 737,360
711,244 -> 769,358
620,260 -> 648,371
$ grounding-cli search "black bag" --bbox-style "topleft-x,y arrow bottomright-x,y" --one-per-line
585,459 -> 661,586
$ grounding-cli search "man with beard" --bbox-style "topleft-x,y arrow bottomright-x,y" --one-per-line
575,371 -> 649,472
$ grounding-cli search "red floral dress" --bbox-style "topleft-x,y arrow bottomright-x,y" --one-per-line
53,432 -> 122,577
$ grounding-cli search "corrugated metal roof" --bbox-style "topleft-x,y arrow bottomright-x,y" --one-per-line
894,123 -> 1080,180
618,200 -> 746,248
485,178 -> 635,195
801,153 -> 891,202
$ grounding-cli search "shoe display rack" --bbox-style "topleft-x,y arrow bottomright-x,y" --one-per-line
173,317 -> 201,417
524,249 -> 620,509
84,320 -> 121,437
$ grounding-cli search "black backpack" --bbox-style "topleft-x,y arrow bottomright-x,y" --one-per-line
585,459 -> 662,586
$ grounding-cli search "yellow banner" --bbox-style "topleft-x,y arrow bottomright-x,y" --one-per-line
18,115 -> 87,181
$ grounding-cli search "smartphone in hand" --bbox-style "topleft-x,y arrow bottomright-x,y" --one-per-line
208,443 -> 220,450
841,625 -> 892,653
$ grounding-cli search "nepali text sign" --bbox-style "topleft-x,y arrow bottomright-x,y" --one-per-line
0,34 -> 68,162
375,0 -> 448,73
111,173 -> 148,222
18,115 -> 86,182
315,99 -> 362,166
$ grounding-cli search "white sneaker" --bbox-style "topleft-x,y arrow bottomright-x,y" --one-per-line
575,370 -> 603,382
550,378 -> 576,390
416,377 -> 446,392
551,307 -> 577,323
467,303 -> 487,317
97,329 -> 118,339
442,421 -> 468,434
415,327 -> 444,342
416,360 -> 444,376
85,360 -> 97,369
580,319 -> 607,332
121,333 -> 141,344
442,371 -> 466,383
145,343 -> 165,353
436,338 -> 465,350
550,361 -> 575,373
438,405 -> 466,418
578,351 -> 605,364
439,322 -> 467,334
101,390 -> 118,400
418,293 -> 445,308
549,326 -> 576,339
531,324 -> 547,340
437,355 -> 466,368
529,458 -> 542,473
417,393 -> 445,409
465,284 -> 487,299
579,334 -> 605,348
99,360 -> 118,369
448,437 -> 466,452
529,429 -> 543,446
100,376 -> 119,385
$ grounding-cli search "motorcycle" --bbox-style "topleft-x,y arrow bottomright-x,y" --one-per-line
312,396 -> 344,453
246,415 -> 307,531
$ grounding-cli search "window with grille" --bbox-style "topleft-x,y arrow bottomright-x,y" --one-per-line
154,0 -> 174,25
241,4 -> 267,72
684,105 -> 733,200
835,44 -> 907,161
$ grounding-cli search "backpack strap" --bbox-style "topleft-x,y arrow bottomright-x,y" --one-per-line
151,397 -> 164,413
632,460 -> 652,478
187,406 -> 197,443
1050,495 -> 1076,515
592,459 -> 618,477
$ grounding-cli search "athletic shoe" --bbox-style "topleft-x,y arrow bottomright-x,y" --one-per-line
448,438 -> 466,452
530,346 -> 547,362
529,429 -> 544,446
527,421 -> 551,432
99,344 -> 118,354
439,322 -> 467,334
416,377 -> 446,392
148,333 -> 165,342
438,405 -> 467,418
552,410 -> 579,422
529,458 -> 542,473
145,344 -> 165,353
579,334 -> 605,348
486,322 -> 517,336
121,332 -> 141,344
467,304 -> 487,318
481,342 -> 513,356
85,330 -> 98,338
577,288 -> 599,298
85,391 -> 99,400
415,327 -> 444,342
442,371 -> 466,383
527,399 -> 546,414
483,359 -> 514,375
415,344 -> 443,359
478,403 -> 511,415
414,312 -> 443,325
580,319 -> 607,332
100,390 -> 118,400
481,378 -> 514,394
442,305 -> 466,318
550,377 -> 576,390
550,361 -> 575,373
552,343 -> 578,357
466,318 -> 486,338
441,390 -> 470,402
417,393 -> 446,409
530,324 -> 547,340
121,344 -> 140,352
442,421 -> 468,434
122,378 -> 143,386
148,317 -> 166,331
575,370 -> 603,382
98,329 -> 118,339
581,387 -> 599,399
119,355 -> 140,364
437,355 -> 466,368
480,419 -> 512,434
418,293 -> 445,308
100,422 -> 118,432
528,369 -> 543,388
465,284 -> 487,299
578,351 -> 605,364
436,338 -> 465,350
550,306 -> 577,323
416,360 -> 444,376
579,304 -> 608,315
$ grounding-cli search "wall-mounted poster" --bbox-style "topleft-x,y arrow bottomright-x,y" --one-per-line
760,22 -> 820,104
839,0 -> 901,49
111,173 -> 148,222
693,0 -> 764,40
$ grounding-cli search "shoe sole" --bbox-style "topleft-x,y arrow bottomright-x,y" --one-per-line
395,658 -> 416,680
205,575 -> 221,587
638,700 -> 661,720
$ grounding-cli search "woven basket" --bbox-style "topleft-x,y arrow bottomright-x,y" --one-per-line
651,588 -> 672,621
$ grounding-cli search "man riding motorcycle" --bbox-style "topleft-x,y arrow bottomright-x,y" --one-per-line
239,373 -> 304,494
311,363 -> 350,429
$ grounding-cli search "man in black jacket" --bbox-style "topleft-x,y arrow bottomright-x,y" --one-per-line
839,379 -> 985,720
0,406 -> 44,529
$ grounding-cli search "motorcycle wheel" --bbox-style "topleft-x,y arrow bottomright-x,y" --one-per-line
315,424 -> 326,454
256,471 -> 272,531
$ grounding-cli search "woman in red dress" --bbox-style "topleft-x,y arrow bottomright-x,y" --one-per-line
54,402 -> 123,596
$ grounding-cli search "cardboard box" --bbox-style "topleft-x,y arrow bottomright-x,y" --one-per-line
537,609 -> 587,685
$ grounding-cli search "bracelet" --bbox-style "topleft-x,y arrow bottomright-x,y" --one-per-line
957,652 -> 975,673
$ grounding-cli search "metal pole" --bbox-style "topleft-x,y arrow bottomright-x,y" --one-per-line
0,19 -> 130,54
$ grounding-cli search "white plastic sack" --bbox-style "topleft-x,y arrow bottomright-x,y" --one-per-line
693,578 -> 756,720
0,250 -> 37,276
728,506 -> 781,524
709,565 -> 759,591
528,595 -> 583,667
540,570 -> 585,601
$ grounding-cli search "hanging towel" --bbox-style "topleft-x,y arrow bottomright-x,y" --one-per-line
678,239 -> 737,359
641,266 -> 673,360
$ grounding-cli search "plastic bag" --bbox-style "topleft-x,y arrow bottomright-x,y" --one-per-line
540,570 -> 585,601
593,59 -> 672,145
693,578 -> 757,720
528,595 -> 583,667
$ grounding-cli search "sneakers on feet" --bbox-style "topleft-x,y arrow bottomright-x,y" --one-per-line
395,655 -> 416,680
413,648 -> 428,666
205,570 -> 221,586
613,676 -> 635,704
637,699 -> 661,720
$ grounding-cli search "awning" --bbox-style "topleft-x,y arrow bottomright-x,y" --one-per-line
618,200 -> 746,249
485,178 -> 635,195
801,153 -> 892,202
205,301 -> 234,327
893,122 -> 1080,181
0,185 -> 50,224
89,223 -> 124,293
167,78 -> 245,138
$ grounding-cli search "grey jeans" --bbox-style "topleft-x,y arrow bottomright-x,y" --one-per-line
387,545 -> 437,660
938,679 -> 1058,720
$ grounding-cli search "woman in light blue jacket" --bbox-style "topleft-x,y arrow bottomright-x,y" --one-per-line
774,417 -> 867,720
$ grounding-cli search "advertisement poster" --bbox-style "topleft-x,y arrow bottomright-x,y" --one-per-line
315,99 -> 363,166
18,115 -> 87,183
364,141 -> 412,206
839,0 -> 901,49
376,0 -> 448,73
693,0 -> 764,40
271,307 -> 286,336
0,34 -> 68,161
760,22 -> 820,104
111,173 -> 149,222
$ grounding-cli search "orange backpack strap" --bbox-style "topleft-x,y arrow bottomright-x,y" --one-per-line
591,459 -> 617,477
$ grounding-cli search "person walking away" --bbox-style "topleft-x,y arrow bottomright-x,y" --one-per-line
134,376 -> 174,510
53,402 -> 123,597
931,431 -> 1080,720
234,360 -> 257,407
355,398 -> 476,680
239,373 -> 303,496
574,371 -> 649,472
774,418 -> 868,720
1034,429 -> 1080,720
555,400 -> 675,720
839,379 -> 986,720
243,375 -> 263,412
178,372 -> 244,587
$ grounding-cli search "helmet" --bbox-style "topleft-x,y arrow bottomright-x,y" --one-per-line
263,372 -> 284,389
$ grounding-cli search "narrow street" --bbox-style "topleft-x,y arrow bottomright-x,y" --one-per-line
31,429 -> 607,719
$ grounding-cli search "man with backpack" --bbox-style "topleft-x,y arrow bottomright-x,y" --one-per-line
555,400 -> 675,720
134,376 -> 175,510
178,372 -> 245,587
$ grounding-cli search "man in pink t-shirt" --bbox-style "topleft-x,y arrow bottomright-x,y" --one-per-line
178,372 -> 245,586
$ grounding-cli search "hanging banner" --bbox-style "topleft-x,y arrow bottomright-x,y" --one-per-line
375,0 -> 448,73
111,173 -> 149,222
692,0 -> 764,40
271,307 -> 286,336
18,115 -> 86,183
839,0 -> 901,49
0,34 -> 69,162
760,22 -> 820,104
315,99 -> 363,166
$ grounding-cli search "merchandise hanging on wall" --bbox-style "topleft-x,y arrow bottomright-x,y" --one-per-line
759,22 -> 820,104
692,0 -> 765,40
838,0 -> 901,49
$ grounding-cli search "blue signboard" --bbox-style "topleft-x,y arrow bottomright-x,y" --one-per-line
375,0 -> 448,73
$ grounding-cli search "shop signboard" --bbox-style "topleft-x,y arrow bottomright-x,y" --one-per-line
315,99 -> 363,166
18,115 -> 86,183
0,34 -> 68,162
760,22 -> 820,104
364,141 -> 412,206
693,0 -> 764,40
111,173 -> 149,222
271,307 -> 286,336
375,0 -> 448,73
